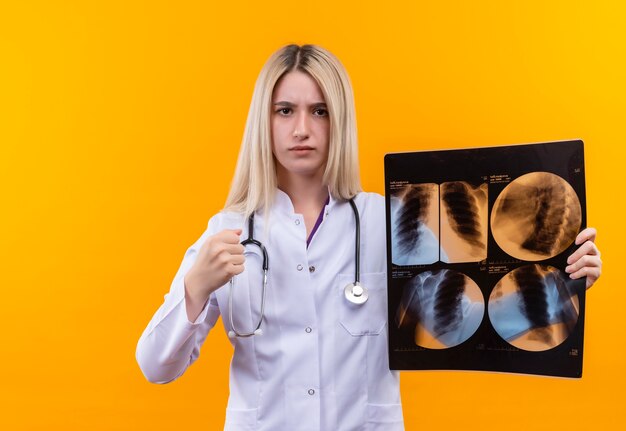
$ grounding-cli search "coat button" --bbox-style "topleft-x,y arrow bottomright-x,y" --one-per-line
305,327 -> 312,333
295,219 -> 301,225
308,389 -> 315,395
309,266 -> 315,273
297,264 -> 303,271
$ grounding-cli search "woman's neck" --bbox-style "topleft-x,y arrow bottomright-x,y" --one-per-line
278,179 -> 328,213
277,172 -> 329,236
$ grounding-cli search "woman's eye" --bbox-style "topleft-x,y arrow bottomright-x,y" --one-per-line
277,108 -> 292,115
314,108 -> 328,116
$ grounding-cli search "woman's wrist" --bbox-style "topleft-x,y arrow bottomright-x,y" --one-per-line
184,272 -> 211,321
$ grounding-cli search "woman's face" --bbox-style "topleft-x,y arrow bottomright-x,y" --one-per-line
271,71 -> 330,181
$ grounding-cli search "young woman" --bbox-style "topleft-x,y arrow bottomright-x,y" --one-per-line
136,44 -> 602,431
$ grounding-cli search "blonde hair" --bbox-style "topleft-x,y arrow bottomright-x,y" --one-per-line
223,44 -> 362,218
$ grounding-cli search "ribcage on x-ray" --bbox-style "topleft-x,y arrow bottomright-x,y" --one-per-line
440,181 -> 488,263
396,269 -> 484,349
390,184 -> 439,265
488,264 -> 579,352
491,172 -> 582,261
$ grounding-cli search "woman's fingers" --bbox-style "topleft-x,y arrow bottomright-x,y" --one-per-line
215,229 -> 243,244
229,253 -> 246,265
223,243 -> 246,255
566,254 -> 602,275
568,265 -> 602,289
575,227 -> 597,245
566,239 -> 600,265
189,229 -> 246,295
564,227 -> 602,289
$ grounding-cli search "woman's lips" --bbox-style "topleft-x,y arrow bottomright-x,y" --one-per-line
289,146 -> 314,153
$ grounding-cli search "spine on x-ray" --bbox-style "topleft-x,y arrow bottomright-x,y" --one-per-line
513,264 -> 553,345
433,269 -> 466,338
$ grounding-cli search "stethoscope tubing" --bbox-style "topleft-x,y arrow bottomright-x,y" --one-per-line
228,214 -> 269,338
348,198 -> 360,284
228,197 -> 362,338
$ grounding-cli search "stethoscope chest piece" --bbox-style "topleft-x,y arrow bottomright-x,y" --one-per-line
344,282 -> 368,305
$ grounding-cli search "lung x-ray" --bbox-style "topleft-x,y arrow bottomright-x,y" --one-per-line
385,140 -> 586,378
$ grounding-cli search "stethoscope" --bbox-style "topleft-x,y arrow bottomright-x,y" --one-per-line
227,198 -> 366,338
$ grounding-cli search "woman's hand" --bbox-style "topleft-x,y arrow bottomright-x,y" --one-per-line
184,229 -> 245,321
565,227 -> 602,289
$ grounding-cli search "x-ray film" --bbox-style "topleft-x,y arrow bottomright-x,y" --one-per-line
491,172 -> 582,261
440,181 -> 488,263
488,264 -> 579,352
395,269 -> 484,349
390,183 -> 439,265
385,140 -> 586,378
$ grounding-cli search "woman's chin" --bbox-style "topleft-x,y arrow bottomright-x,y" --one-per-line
278,162 -> 326,179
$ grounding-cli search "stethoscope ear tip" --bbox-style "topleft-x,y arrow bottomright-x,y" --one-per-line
254,328 -> 263,336
228,331 -> 236,339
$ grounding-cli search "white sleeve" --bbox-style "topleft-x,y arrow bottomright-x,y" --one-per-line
135,217 -> 222,384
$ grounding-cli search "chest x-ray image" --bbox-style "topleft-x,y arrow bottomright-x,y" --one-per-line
488,264 -> 579,352
395,269 -> 484,349
390,183 -> 440,265
385,140 -> 586,377
440,181 -> 488,263
390,181 -> 488,265
491,172 -> 582,261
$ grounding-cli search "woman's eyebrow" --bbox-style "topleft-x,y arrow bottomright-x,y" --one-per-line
273,101 -> 327,107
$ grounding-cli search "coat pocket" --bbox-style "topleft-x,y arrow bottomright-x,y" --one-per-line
337,272 -> 387,336
224,407 -> 258,430
367,403 -> 404,430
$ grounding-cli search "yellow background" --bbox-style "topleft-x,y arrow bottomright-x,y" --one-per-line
1,1 -> 624,429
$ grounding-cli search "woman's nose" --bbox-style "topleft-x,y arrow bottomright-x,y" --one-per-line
292,112 -> 310,139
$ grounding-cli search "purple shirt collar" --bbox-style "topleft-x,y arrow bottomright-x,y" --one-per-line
307,195 -> 330,248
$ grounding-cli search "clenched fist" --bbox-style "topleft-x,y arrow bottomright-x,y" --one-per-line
184,229 -> 246,321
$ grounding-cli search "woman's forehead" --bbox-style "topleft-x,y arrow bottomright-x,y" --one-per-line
272,71 -> 326,103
